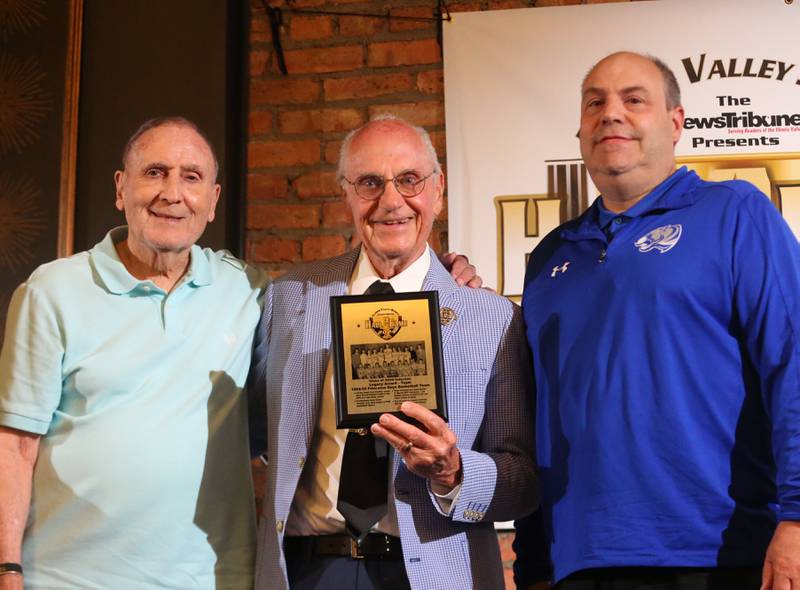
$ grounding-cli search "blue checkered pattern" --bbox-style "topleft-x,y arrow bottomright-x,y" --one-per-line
253,248 -> 538,590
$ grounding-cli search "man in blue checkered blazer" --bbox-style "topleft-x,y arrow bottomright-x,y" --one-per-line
251,116 -> 538,590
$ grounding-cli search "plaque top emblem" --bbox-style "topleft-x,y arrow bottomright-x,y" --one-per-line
368,308 -> 406,340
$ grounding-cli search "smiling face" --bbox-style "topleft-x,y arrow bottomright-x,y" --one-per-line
579,52 -> 684,208
114,123 -> 220,259
343,120 -> 443,277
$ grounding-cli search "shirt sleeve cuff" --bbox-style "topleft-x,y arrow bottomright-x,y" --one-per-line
431,482 -> 462,514
0,410 -> 50,435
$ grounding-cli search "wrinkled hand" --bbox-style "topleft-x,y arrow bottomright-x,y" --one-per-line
440,252 -> 482,289
371,401 -> 462,493
762,521 -> 800,590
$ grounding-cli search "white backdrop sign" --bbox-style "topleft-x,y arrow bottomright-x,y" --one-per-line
444,0 -> 800,297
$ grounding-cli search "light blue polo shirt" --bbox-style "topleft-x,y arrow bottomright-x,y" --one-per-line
0,227 -> 266,589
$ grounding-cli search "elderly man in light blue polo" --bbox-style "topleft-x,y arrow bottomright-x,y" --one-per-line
0,117 -> 264,589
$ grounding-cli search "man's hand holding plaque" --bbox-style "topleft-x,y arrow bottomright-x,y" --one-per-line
371,401 -> 463,493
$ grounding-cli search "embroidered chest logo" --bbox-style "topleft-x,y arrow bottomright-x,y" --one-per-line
550,261 -> 570,277
367,308 -> 407,340
634,224 -> 683,254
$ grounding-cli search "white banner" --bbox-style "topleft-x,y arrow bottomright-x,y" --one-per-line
444,0 -> 800,297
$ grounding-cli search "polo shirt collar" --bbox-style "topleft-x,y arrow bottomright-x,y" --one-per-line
90,226 -> 213,295
187,247 -> 213,287
566,166 -> 698,240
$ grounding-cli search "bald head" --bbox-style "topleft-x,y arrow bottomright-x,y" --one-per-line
122,116 -> 219,181
584,52 -> 682,111
337,115 -> 441,184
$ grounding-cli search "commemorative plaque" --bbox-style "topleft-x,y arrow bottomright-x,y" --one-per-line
330,291 -> 447,429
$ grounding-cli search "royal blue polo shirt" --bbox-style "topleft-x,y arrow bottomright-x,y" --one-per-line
518,168 -> 800,583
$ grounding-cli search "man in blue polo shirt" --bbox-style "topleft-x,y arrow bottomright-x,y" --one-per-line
514,52 -> 800,590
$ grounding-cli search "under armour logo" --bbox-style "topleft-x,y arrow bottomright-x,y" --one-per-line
550,262 -> 570,277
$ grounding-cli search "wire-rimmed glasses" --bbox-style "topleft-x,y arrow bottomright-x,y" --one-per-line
342,170 -> 436,200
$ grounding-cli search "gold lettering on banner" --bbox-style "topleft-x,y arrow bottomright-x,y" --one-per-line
679,153 -> 800,239
495,154 -> 800,300
495,161 -> 589,300
495,195 -> 556,302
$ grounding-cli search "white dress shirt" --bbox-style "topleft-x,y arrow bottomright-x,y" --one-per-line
286,248 -> 433,537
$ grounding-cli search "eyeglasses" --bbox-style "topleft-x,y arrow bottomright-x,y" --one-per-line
342,171 -> 436,200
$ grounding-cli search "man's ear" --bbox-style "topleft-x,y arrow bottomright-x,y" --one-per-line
207,184 -> 221,222
114,170 -> 125,211
433,170 -> 445,217
671,106 -> 685,146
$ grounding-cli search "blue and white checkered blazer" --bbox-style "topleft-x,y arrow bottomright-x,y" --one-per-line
252,248 -> 538,589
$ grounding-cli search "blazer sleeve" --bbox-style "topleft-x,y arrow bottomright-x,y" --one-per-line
434,301 -> 539,523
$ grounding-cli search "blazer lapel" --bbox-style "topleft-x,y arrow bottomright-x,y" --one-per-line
422,254 -> 462,352
300,248 -> 360,446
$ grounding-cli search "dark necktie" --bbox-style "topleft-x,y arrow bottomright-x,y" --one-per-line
337,279 -> 394,540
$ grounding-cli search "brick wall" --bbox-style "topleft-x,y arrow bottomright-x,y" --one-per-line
247,0 -> 630,586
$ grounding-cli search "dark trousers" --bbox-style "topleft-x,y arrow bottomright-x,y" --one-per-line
284,538 -> 411,590
554,567 -> 762,590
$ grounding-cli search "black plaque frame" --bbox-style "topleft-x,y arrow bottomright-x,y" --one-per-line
330,291 -> 447,429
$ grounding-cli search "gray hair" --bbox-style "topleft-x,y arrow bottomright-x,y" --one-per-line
336,114 -> 442,184
584,52 -> 682,111
121,116 -> 219,180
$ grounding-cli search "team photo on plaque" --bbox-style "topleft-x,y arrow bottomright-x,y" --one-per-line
350,342 -> 428,380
